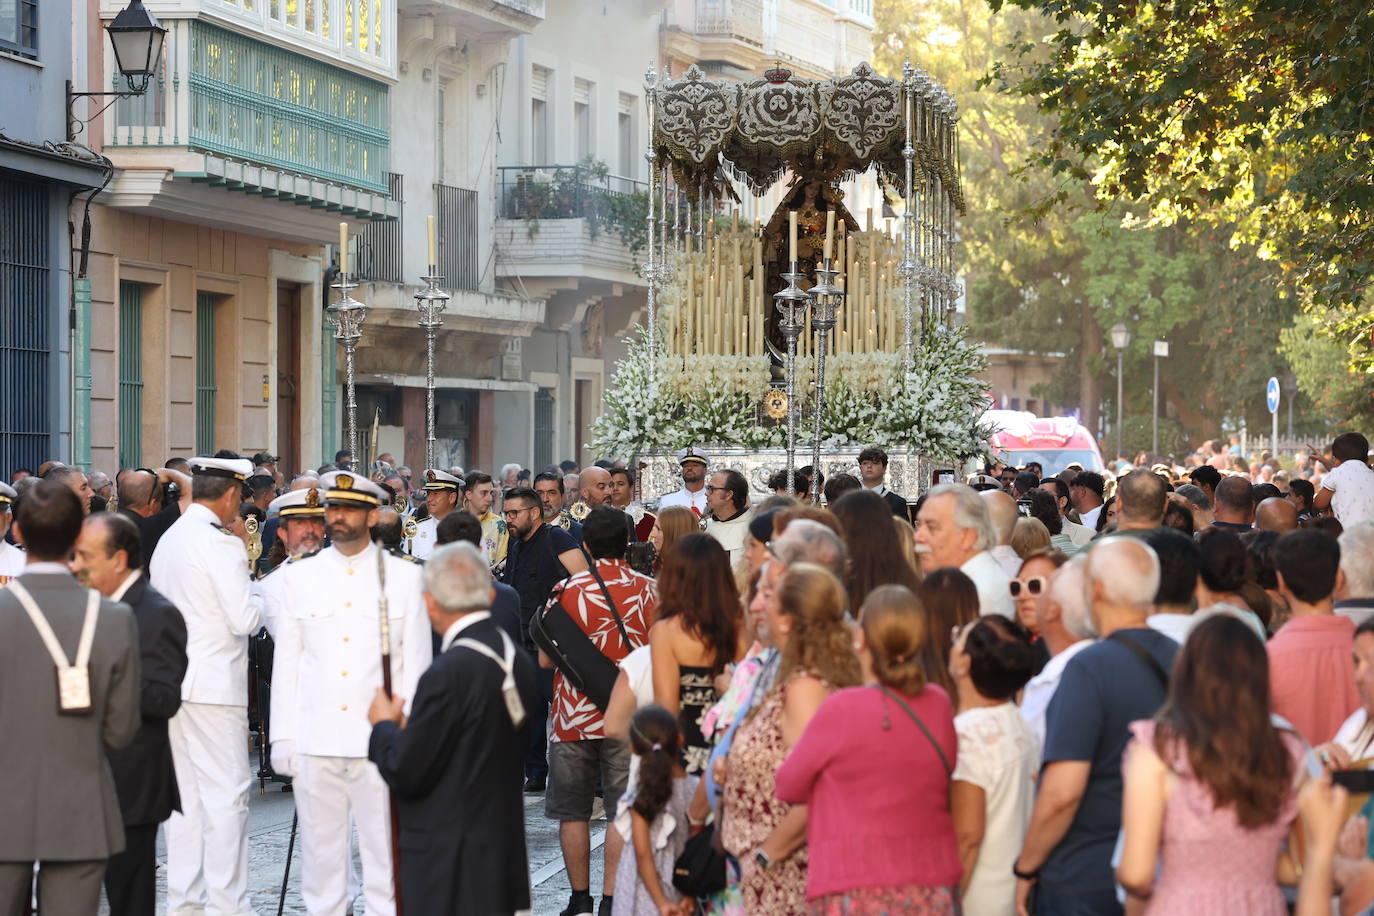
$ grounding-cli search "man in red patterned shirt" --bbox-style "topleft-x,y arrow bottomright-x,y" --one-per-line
539,506 -> 657,916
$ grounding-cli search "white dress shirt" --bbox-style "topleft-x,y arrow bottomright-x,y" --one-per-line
657,486 -> 708,514
962,550 -> 1015,619
1079,504 -> 1103,532
150,503 -> 260,706
1020,638 -> 1094,755
266,541 -> 431,758
990,544 -> 1022,579
440,610 -> 492,653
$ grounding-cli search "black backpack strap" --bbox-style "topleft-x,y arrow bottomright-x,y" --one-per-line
1108,632 -> 1170,691
581,548 -> 633,648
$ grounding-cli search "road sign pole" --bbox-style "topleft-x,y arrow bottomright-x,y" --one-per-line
1266,376 -> 1281,461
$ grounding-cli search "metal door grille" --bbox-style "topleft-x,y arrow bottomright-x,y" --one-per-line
0,177 -> 50,472
118,282 -> 144,467
196,292 -> 218,454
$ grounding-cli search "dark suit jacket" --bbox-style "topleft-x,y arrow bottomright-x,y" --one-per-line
107,575 -> 188,827
0,571 -> 140,860
882,489 -> 910,519
369,616 -> 537,916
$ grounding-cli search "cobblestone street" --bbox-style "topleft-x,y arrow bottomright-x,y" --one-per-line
138,754 -> 607,916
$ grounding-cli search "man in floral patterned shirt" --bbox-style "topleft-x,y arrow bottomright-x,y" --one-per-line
539,505 -> 657,916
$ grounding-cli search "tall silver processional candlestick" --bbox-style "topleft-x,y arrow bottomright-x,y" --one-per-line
414,262 -> 449,470
808,257 -> 842,504
329,224 -> 368,470
774,263 -> 810,498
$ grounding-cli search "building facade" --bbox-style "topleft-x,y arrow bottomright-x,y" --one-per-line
1,0 -> 109,474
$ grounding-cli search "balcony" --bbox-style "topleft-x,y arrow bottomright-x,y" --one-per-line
102,19 -> 398,241
694,0 -> 763,47
496,164 -> 648,284
397,0 -> 542,38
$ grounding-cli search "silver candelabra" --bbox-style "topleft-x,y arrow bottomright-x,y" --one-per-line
328,271 -> 368,469
414,266 -> 450,470
773,263 -> 811,497
808,259 -> 843,503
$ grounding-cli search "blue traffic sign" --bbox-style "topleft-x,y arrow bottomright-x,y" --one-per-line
1266,376 -> 1281,414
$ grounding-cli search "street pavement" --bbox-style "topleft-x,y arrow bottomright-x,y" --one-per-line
132,753 -> 608,916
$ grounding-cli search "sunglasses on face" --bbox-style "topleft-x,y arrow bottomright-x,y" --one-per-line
1009,576 -> 1048,598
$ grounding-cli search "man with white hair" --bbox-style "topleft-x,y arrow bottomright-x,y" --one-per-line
1014,539 -> 1178,916
368,542 -> 537,914
771,518 -> 847,580
915,483 -> 1014,618
980,489 -> 1023,577
1019,555 -> 1095,754
1336,521 -> 1374,627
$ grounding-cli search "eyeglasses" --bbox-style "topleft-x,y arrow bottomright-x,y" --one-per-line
502,505 -> 538,519
704,485 -> 726,493
1009,576 -> 1048,598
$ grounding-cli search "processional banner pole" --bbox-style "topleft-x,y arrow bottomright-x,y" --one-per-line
900,62 -> 918,372
644,64 -> 660,388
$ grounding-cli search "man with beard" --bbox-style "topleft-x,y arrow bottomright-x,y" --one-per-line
265,471 -> 431,916
534,472 -> 583,542
500,486 -> 588,792
657,447 -> 709,516
704,469 -> 752,568
253,487 -> 326,637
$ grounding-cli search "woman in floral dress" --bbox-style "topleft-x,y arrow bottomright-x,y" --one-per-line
718,564 -> 862,914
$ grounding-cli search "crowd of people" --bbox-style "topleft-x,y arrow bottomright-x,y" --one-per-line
3,430 -> 1374,916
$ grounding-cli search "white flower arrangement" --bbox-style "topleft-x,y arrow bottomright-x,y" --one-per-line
591,323 -> 991,462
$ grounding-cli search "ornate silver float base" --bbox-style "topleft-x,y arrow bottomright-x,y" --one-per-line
640,447 -> 937,509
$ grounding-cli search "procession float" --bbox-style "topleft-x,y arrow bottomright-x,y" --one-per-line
589,61 -> 992,504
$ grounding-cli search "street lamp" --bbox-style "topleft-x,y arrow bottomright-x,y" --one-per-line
1110,323 -> 1131,462
66,0 -> 167,140
1152,340 -> 1169,456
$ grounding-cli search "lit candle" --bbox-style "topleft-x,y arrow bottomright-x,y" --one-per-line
789,211 -> 798,264
427,215 -> 437,269
824,210 -> 835,262
339,222 -> 349,274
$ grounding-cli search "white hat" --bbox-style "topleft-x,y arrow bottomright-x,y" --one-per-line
420,468 -> 464,491
269,487 -> 324,518
0,481 -> 16,507
189,456 -> 254,481
320,470 -> 387,508
676,446 -> 709,467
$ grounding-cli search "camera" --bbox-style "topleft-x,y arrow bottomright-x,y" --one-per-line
1016,498 -> 1033,518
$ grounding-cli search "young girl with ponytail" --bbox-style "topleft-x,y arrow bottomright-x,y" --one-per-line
612,706 -> 699,916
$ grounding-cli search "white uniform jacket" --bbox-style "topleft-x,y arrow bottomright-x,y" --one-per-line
657,487 -> 708,514
268,543 -> 432,758
150,503 -> 261,706
410,516 -> 437,559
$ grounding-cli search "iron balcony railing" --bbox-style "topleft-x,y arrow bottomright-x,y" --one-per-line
109,19 -> 391,194
497,164 -> 648,221
436,183 -> 479,292
356,172 -> 404,282
492,0 -> 545,15
694,0 -> 764,46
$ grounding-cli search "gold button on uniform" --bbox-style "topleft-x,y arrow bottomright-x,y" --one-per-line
345,602 -> 352,609
343,636 -> 350,643
341,670 -> 348,677
347,569 -> 355,576
341,704 -> 348,711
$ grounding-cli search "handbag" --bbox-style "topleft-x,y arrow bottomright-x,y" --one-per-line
527,553 -> 636,711
672,822 -> 727,897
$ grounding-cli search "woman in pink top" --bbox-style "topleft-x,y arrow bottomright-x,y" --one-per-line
1118,614 -> 1306,914
776,584 -> 961,915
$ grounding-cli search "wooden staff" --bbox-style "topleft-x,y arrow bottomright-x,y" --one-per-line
376,547 -> 405,915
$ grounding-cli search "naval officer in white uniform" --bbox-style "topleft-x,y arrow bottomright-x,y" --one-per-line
266,470 -> 432,916
149,456 -> 261,916
251,486 -> 326,638
0,481 -> 25,582
656,447 -> 710,515
409,468 -> 463,560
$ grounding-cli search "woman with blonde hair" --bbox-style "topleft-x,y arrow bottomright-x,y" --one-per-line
719,564 -> 862,914
776,583 -> 961,913
1010,516 -> 1052,559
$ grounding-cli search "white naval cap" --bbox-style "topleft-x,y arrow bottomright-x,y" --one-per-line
319,470 -> 388,508
676,446 -> 710,467
268,487 -> 324,518
420,468 -> 464,491
189,456 -> 254,481
0,481 -> 15,507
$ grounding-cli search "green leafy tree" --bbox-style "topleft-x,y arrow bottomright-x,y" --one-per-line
981,0 -> 1374,407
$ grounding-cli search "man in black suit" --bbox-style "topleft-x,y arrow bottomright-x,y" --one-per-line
368,541 -> 537,916
858,445 -> 911,518
72,512 -> 188,916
